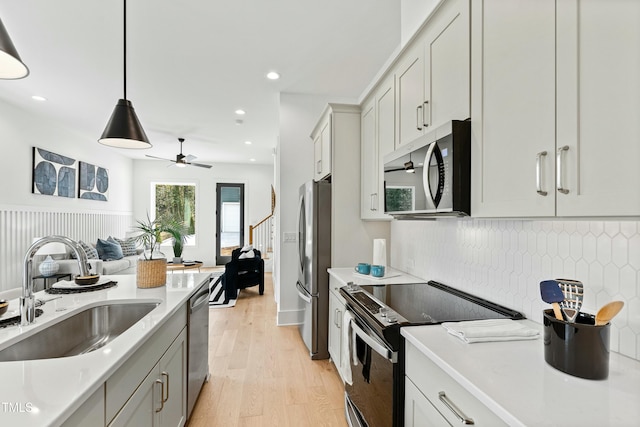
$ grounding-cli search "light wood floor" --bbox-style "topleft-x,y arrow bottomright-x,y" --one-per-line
187,272 -> 349,427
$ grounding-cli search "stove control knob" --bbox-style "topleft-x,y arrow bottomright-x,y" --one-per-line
386,315 -> 398,323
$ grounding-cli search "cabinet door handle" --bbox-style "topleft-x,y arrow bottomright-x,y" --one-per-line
370,193 -> 377,211
316,159 -> 322,174
556,145 -> 570,194
438,391 -> 474,425
155,379 -> 165,413
536,151 -> 548,196
336,309 -> 341,329
161,371 -> 170,403
416,105 -> 423,131
422,100 -> 430,128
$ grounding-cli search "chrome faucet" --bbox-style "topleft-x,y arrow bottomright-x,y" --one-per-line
20,236 -> 91,326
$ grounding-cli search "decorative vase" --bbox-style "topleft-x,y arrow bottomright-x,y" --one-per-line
172,256 -> 183,264
39,255 -> 59,277
136,258 -> 167,288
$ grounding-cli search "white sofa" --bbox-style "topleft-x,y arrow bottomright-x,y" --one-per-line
33,251 -> 141,277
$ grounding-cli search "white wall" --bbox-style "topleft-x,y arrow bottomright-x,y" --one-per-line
391,219 -> 640,361
0,98 -> 133,213
0,97 -> 135,290
275,93 -> 358,325
400,0 -> 441,47
131,159 -> 273,266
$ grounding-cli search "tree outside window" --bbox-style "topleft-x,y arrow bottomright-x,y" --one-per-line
153,183 -> 196,244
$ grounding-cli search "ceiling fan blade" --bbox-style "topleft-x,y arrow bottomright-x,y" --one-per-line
145,154 -> 174,161
187,162 -> 212,169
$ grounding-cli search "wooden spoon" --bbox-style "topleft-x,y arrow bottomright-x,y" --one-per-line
595,301 -> 624,326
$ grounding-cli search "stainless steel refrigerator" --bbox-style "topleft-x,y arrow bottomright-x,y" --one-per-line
296,180 -> 331,360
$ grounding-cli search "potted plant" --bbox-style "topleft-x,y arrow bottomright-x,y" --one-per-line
132,214 -> 170,288
164,219 -> 188,264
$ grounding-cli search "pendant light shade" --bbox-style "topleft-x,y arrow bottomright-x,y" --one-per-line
98,0 -> 151,149
99,99 -> 150,148
0,17 -> 29,79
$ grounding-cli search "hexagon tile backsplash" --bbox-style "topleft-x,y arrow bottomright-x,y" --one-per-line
390,219 -> 640,361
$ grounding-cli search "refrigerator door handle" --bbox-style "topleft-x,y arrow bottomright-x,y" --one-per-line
296,280 -> 312,303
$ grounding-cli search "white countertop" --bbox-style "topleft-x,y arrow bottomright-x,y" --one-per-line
0,272 -> 211,427
328,267 -> 426,287
402,321 -> 640,427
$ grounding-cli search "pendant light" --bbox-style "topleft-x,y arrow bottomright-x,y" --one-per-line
99,0 -> 151,149
0,17 -> 29,79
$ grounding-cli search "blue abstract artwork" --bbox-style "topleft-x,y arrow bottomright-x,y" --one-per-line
32,148 -> 76,198
79,161 -> 109,201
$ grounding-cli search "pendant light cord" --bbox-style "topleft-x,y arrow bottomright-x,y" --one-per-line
123,0 -> 127,100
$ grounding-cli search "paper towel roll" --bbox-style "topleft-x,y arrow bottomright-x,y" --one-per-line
373,239 -> 387,267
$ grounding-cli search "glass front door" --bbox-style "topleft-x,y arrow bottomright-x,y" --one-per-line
216,183 -> 244,265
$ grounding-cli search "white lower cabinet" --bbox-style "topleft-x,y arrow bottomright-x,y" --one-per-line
328,277 -> 347,382
405,378 -> 450,427
60,303 -> 188,427
61,385 -> 105,427
405,341 -> 507,426
109,328 -> 187,427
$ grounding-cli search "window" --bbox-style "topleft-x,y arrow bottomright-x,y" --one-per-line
152,182 -> 197,245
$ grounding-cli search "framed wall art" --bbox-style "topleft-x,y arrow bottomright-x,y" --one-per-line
78,161 -> 109,201
32,147 -> 77,198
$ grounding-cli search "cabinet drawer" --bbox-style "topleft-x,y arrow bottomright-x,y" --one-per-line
406,342 -> 507,426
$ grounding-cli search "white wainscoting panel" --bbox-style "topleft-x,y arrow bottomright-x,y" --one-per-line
0,208 -> 133,292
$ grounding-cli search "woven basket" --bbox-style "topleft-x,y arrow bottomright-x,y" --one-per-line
137,258 -> 167,288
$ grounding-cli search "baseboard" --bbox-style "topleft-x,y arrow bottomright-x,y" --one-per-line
277,308 -> 303,326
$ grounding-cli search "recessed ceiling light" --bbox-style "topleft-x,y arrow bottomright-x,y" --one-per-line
266,71 -> 280,80
31,95 -> 47,102
244,140 -> 252,145
249,158 -> 256,162
235,109 -> 245,115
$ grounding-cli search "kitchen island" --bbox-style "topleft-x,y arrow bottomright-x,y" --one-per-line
402,321 -> 640,426
0,272 -> 211,427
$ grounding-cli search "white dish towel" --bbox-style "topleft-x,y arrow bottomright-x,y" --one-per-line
441,319 -> 540,344
341,309 -> 355,385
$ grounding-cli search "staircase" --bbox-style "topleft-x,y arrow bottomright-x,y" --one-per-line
250,213 -> 274,272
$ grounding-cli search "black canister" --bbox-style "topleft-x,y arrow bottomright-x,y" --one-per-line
542,309 -> 610,380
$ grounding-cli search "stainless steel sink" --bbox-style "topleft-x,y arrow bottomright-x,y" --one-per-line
0,302 -> 160,361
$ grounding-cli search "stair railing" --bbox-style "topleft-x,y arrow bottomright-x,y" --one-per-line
249,213 -> 274,258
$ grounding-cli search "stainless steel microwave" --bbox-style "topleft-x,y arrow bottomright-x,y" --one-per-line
383,119 -> 471,218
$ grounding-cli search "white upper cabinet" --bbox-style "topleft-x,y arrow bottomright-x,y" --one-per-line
396,0 -> 470,148
556,0 -> 640,216
471,0 -> 556,217
312,115 -> 332,181
361,77 -> 395,220
472,0 -> 640,217
423,0 -> 470,130
396,44 -> 425,147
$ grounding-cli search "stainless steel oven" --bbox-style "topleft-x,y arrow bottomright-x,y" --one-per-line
344,311 -> 398,427
340,281 -> 524,427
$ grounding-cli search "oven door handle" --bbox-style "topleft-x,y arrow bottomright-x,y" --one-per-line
350,318 -> 397,363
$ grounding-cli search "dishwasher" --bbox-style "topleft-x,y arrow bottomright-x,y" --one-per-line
187,278 -> 211,419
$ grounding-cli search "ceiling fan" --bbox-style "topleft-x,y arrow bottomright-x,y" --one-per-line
145,138 -> 212,169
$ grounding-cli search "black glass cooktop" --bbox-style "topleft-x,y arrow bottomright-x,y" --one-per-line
349,280 -> 524,325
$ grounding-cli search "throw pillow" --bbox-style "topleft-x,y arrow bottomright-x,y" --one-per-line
112,236 -> 137,256
239,249 -> 255,259
70,240 -> 99,259
96,238 -> 124,261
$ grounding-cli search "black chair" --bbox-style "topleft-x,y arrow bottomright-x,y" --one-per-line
222,248 -> 264,302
